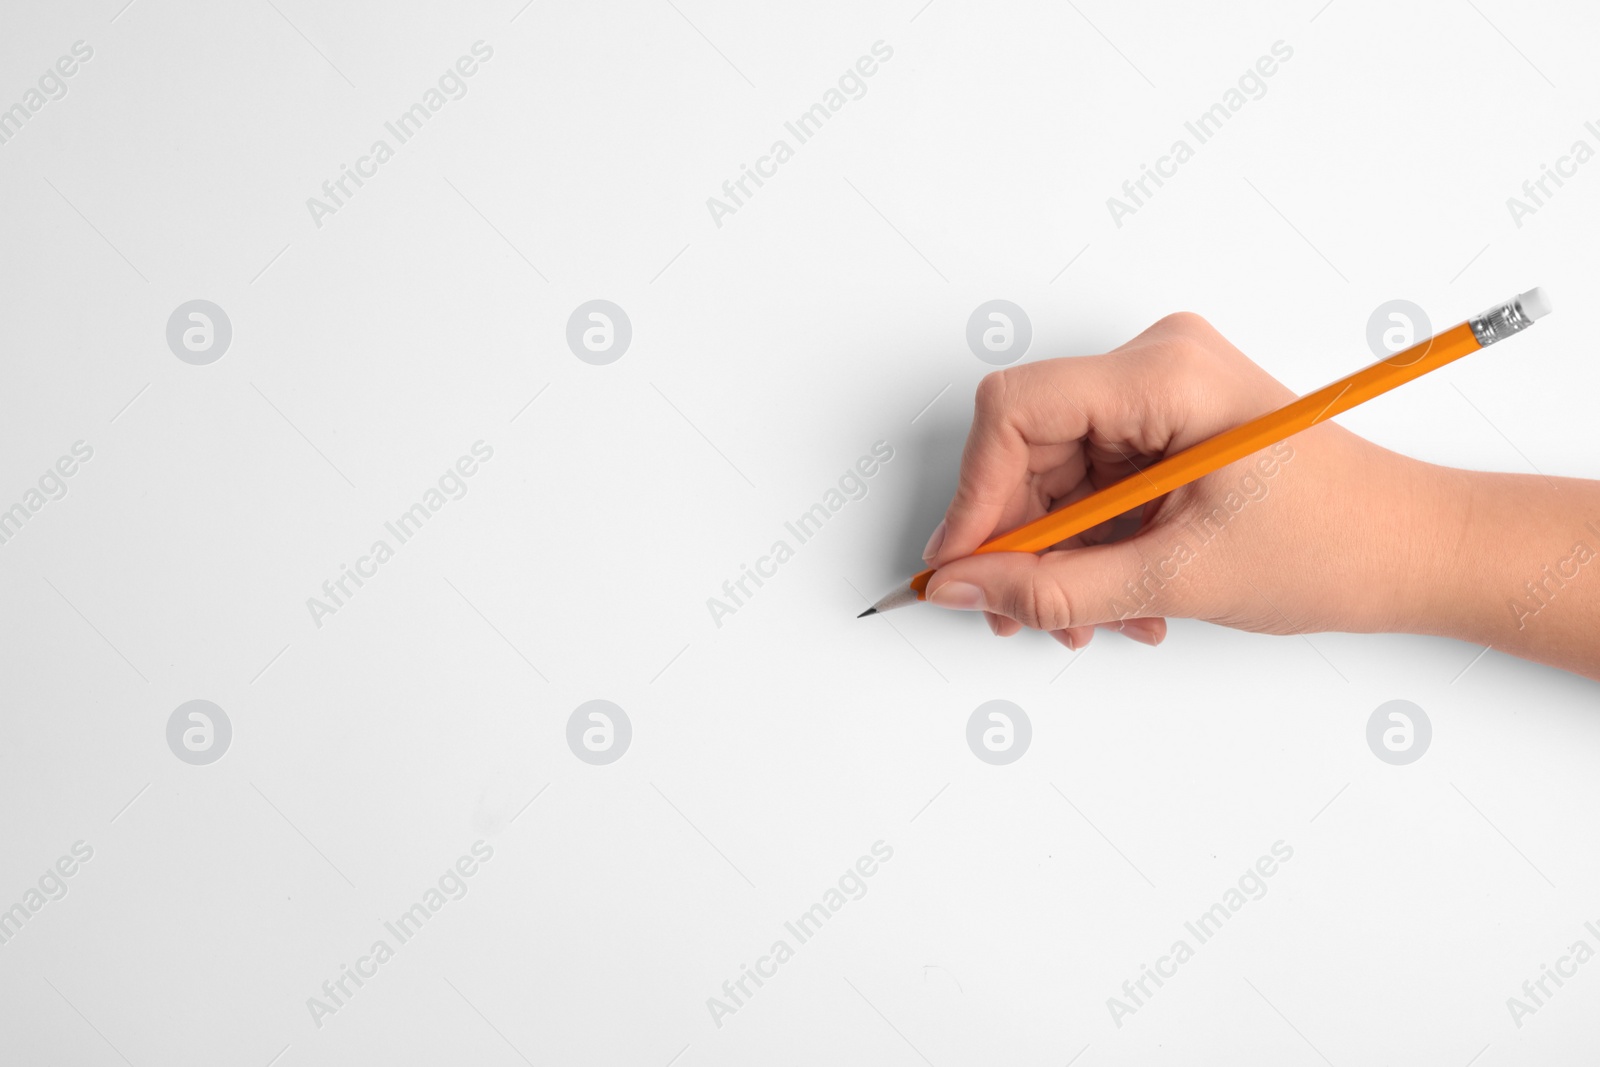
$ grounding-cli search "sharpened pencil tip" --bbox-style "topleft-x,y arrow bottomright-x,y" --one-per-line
857,607 -> 878,618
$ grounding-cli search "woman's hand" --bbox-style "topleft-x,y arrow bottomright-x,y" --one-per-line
922,312 -> 1600,681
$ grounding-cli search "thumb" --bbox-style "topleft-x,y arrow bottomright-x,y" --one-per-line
925,538 -> 1182,631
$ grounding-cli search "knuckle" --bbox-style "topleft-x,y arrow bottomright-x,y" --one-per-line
997,576 -> 1039,629
1153,310 -> 1215,338
1034,572 -> 1079,631
1151,315 -> 1220,366
1145,325 -> 1223,387
974,368 -> 1012,416
1000,570 -> 1075,631
947,480 -> 987,521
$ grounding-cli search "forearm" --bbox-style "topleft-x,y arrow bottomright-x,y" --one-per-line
1402,463 -> 1600,679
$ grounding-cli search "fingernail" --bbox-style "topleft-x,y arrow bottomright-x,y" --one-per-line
921,519 -> 947,562
1122,621 -> 1162,646
929,581 -> 985,611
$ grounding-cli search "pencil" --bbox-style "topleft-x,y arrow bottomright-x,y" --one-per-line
859,288 -> 1553,617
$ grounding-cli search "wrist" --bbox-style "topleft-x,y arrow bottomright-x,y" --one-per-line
1384,457 -> 1478,638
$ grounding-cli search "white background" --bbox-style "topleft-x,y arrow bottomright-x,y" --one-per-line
2,0 -> 1598,1063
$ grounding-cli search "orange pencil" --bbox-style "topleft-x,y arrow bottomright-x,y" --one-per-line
859,288 -> 1552,616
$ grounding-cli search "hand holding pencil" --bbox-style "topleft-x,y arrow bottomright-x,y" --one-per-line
872,296 -> 1600,681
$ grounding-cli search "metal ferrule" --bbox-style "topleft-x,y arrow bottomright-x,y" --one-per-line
1470,296 -> 1537,347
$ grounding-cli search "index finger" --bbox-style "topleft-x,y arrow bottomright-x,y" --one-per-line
932,354 -> 1152,564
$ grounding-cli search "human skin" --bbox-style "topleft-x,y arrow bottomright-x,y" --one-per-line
921,312 -> 1600,681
